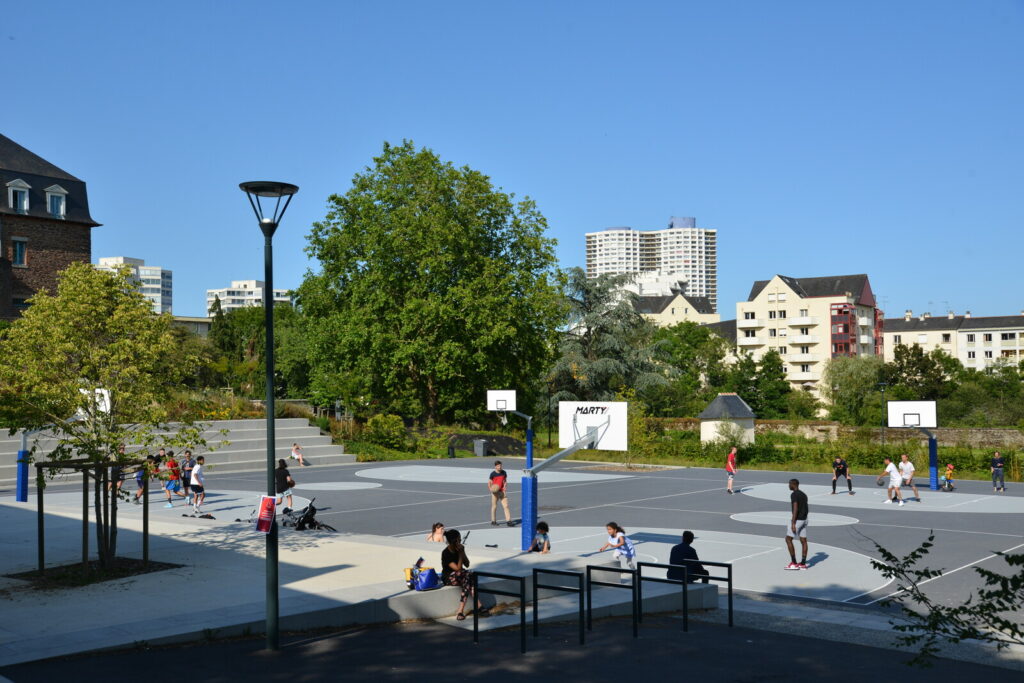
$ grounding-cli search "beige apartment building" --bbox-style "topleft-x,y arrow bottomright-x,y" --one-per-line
634,291 -> 720,327
734,274 -> 882,392
882,310 -> 1024,371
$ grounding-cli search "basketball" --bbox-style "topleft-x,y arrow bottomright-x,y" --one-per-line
876,477 -> 886,487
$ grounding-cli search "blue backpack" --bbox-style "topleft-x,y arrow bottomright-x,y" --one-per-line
414,568 -> 441,591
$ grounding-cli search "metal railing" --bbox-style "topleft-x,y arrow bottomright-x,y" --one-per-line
635,562 -> 691,631
637,560 -> 734,628
533,568 -> 585,645
471,570 -> 528,654
586,565 -> 638,638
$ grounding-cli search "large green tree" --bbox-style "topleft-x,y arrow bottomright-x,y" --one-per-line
298,140 -> 564,422
0,264 -> 212,567
644,321 -> 730,417
755,349 -> 791,418
882,344 -> 960,401
547,269 -> 665,402
821,355 -> 885,425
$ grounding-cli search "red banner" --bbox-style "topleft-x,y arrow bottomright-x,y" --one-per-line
255,495 -> 276,533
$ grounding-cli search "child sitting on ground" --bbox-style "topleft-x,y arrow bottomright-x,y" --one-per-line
529,521 -> 551,553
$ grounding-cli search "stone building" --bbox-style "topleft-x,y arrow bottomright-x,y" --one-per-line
0,134 -> 99,319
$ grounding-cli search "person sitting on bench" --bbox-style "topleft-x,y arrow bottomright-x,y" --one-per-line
668,531 -> 710,584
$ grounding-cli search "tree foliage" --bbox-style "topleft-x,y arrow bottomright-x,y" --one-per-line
547,269 -> 665,402
644,321 -> 730,417
821,355 -> 885,426
298,140 -> 564,423
0,263 -> 214,566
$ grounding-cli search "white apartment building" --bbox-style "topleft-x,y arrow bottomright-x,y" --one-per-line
734,274 -> 882,393
96,257 -> 172,314
585,216 -> 718,311
206,280 -> 290,314
883,310 -> 1024,371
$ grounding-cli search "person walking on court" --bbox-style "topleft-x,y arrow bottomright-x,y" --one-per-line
831,456 -> 853,495
190,455 -> 207,514
488,460 -> 513,527
899,454 -> 922,502
162,450 -> 187,507
725,446 -> 738,494
784,479 -> 809,570
668,531 -> 710,583
881,457 -> 904,507
598,521 -> 637,572
991,452 -> 1006,493
182,449 -> 196,505
275,459 -> 295,511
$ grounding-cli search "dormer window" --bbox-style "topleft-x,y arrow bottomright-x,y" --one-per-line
45,185 -> 68,219
6,178 -> 31,214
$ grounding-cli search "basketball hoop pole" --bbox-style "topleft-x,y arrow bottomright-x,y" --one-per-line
504,410 -> 535,551
918,427 -> 940,491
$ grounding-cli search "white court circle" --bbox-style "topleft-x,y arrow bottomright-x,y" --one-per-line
355,464 -> 627,484
731,511 -> 859,527
296,482 -> 382,491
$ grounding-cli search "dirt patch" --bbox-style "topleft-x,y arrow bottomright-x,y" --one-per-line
7,558 -> 182,589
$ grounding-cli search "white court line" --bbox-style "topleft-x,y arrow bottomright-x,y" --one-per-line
944,496 -> 990,509
857,521 -> 1024,539
727,547 -> 783,563
621,504 -> 734,516
863,540 -> 1024,605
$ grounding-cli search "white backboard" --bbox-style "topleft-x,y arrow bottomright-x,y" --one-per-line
559,401 -> 628,451
487,390 -> 517,412
887,400 -> 937,429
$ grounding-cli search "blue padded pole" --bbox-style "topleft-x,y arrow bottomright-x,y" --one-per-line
521,474 -> 537,551
16,450 -> 29,503
928,437 -> 939,491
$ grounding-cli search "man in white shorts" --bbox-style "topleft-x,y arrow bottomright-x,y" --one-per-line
881,457 -> 904,507
784,479 -> 809,570
898,454 -> 921,502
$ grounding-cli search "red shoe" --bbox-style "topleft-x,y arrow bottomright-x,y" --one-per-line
797,563 -> 808,570
784,562 -> 801,570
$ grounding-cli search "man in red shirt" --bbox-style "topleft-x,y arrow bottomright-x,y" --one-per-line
162,450 -> 187,508
726,446 -> 739,495
488,460 -> 513,527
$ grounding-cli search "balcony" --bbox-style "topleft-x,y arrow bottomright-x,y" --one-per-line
737,337 -> 764,346
790,335 -> 819,344
857,317 -> 872,327
791,354 -> 821,362
859,334 -> 874,345
736,318 -> 764,329
1003,339 -> 1020,347
788,316 -> 818,326
788,372 -> 816,381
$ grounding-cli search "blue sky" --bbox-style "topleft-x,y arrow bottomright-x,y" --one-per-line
4,1 -> 1022,318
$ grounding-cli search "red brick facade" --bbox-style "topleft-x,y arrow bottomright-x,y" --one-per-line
0,214 -> 92,319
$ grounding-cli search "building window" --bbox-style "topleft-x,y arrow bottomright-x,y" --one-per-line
942,334 -> 951,343
778,346 -> 787,355
968,351 -> 976,359
7,181 -> 30,213
744,330 -> 756,338
44,185 -> 68,219
744,311 -> 755,320
984,333 -> 993,342
1001,332 -> 1016,340
800,346 -> 810,354
778,293 -> 787,301
12,297 -> 29,311
985,351 -> 993,358
767,294 -> 776,302
966,334 -> 975,342
778,310 -> 787,319
769,329 -> 777,338
12,239 -> 27,267
917,334 -> 927,344
769,311 -> 777,319
799,309 -> 808,317
800,327 -> 810,336
800,364 -> 810,372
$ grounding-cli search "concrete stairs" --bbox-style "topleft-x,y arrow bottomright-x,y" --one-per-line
0,418 -> 355,486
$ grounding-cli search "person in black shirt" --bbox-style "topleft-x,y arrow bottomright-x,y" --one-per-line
275,459 -> 294,510
668,531 -> 710,583
991,452 -> 1006,493
784,479 -> 809,570
831,456 -> 853,495
441,529 -> 486,620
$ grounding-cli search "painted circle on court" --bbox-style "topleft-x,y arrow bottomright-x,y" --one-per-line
355,464 -> 625,484
296,482 -> 382,491
730,511 -> 859,527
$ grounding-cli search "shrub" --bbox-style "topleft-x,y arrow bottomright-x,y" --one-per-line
364,414 -> 408,449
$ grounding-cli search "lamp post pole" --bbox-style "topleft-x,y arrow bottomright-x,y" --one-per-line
240,181 -> 298,652
878,382 -> 888,451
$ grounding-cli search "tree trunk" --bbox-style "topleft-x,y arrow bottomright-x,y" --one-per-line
93,469 -> 104,569
110,474 -> 118,562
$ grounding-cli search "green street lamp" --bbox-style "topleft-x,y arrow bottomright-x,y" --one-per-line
240,180 -> 298,651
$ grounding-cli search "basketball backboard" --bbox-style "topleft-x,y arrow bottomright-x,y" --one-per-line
887,400 -> 937,429
558,401 -> 628,451
487,390 -> 517,412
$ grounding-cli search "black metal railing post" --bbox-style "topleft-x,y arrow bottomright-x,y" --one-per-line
586,565 -> 638,638
472,571 -> 529,654
533,568 -> 585,645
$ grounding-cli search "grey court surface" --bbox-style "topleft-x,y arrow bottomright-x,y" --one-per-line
18,457 -> 1024,609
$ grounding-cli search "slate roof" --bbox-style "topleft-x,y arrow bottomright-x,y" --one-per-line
960,315 -> 1024,330
0,133 -> 99,226
633,293 -> 716,316
748,274 -> 869,301
705,319 -> 737,344
882,316 -> 965,333
697,393 -> 756,419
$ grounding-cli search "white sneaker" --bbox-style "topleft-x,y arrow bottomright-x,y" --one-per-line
898,500 -> 905,507
883,500 -> 892,504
